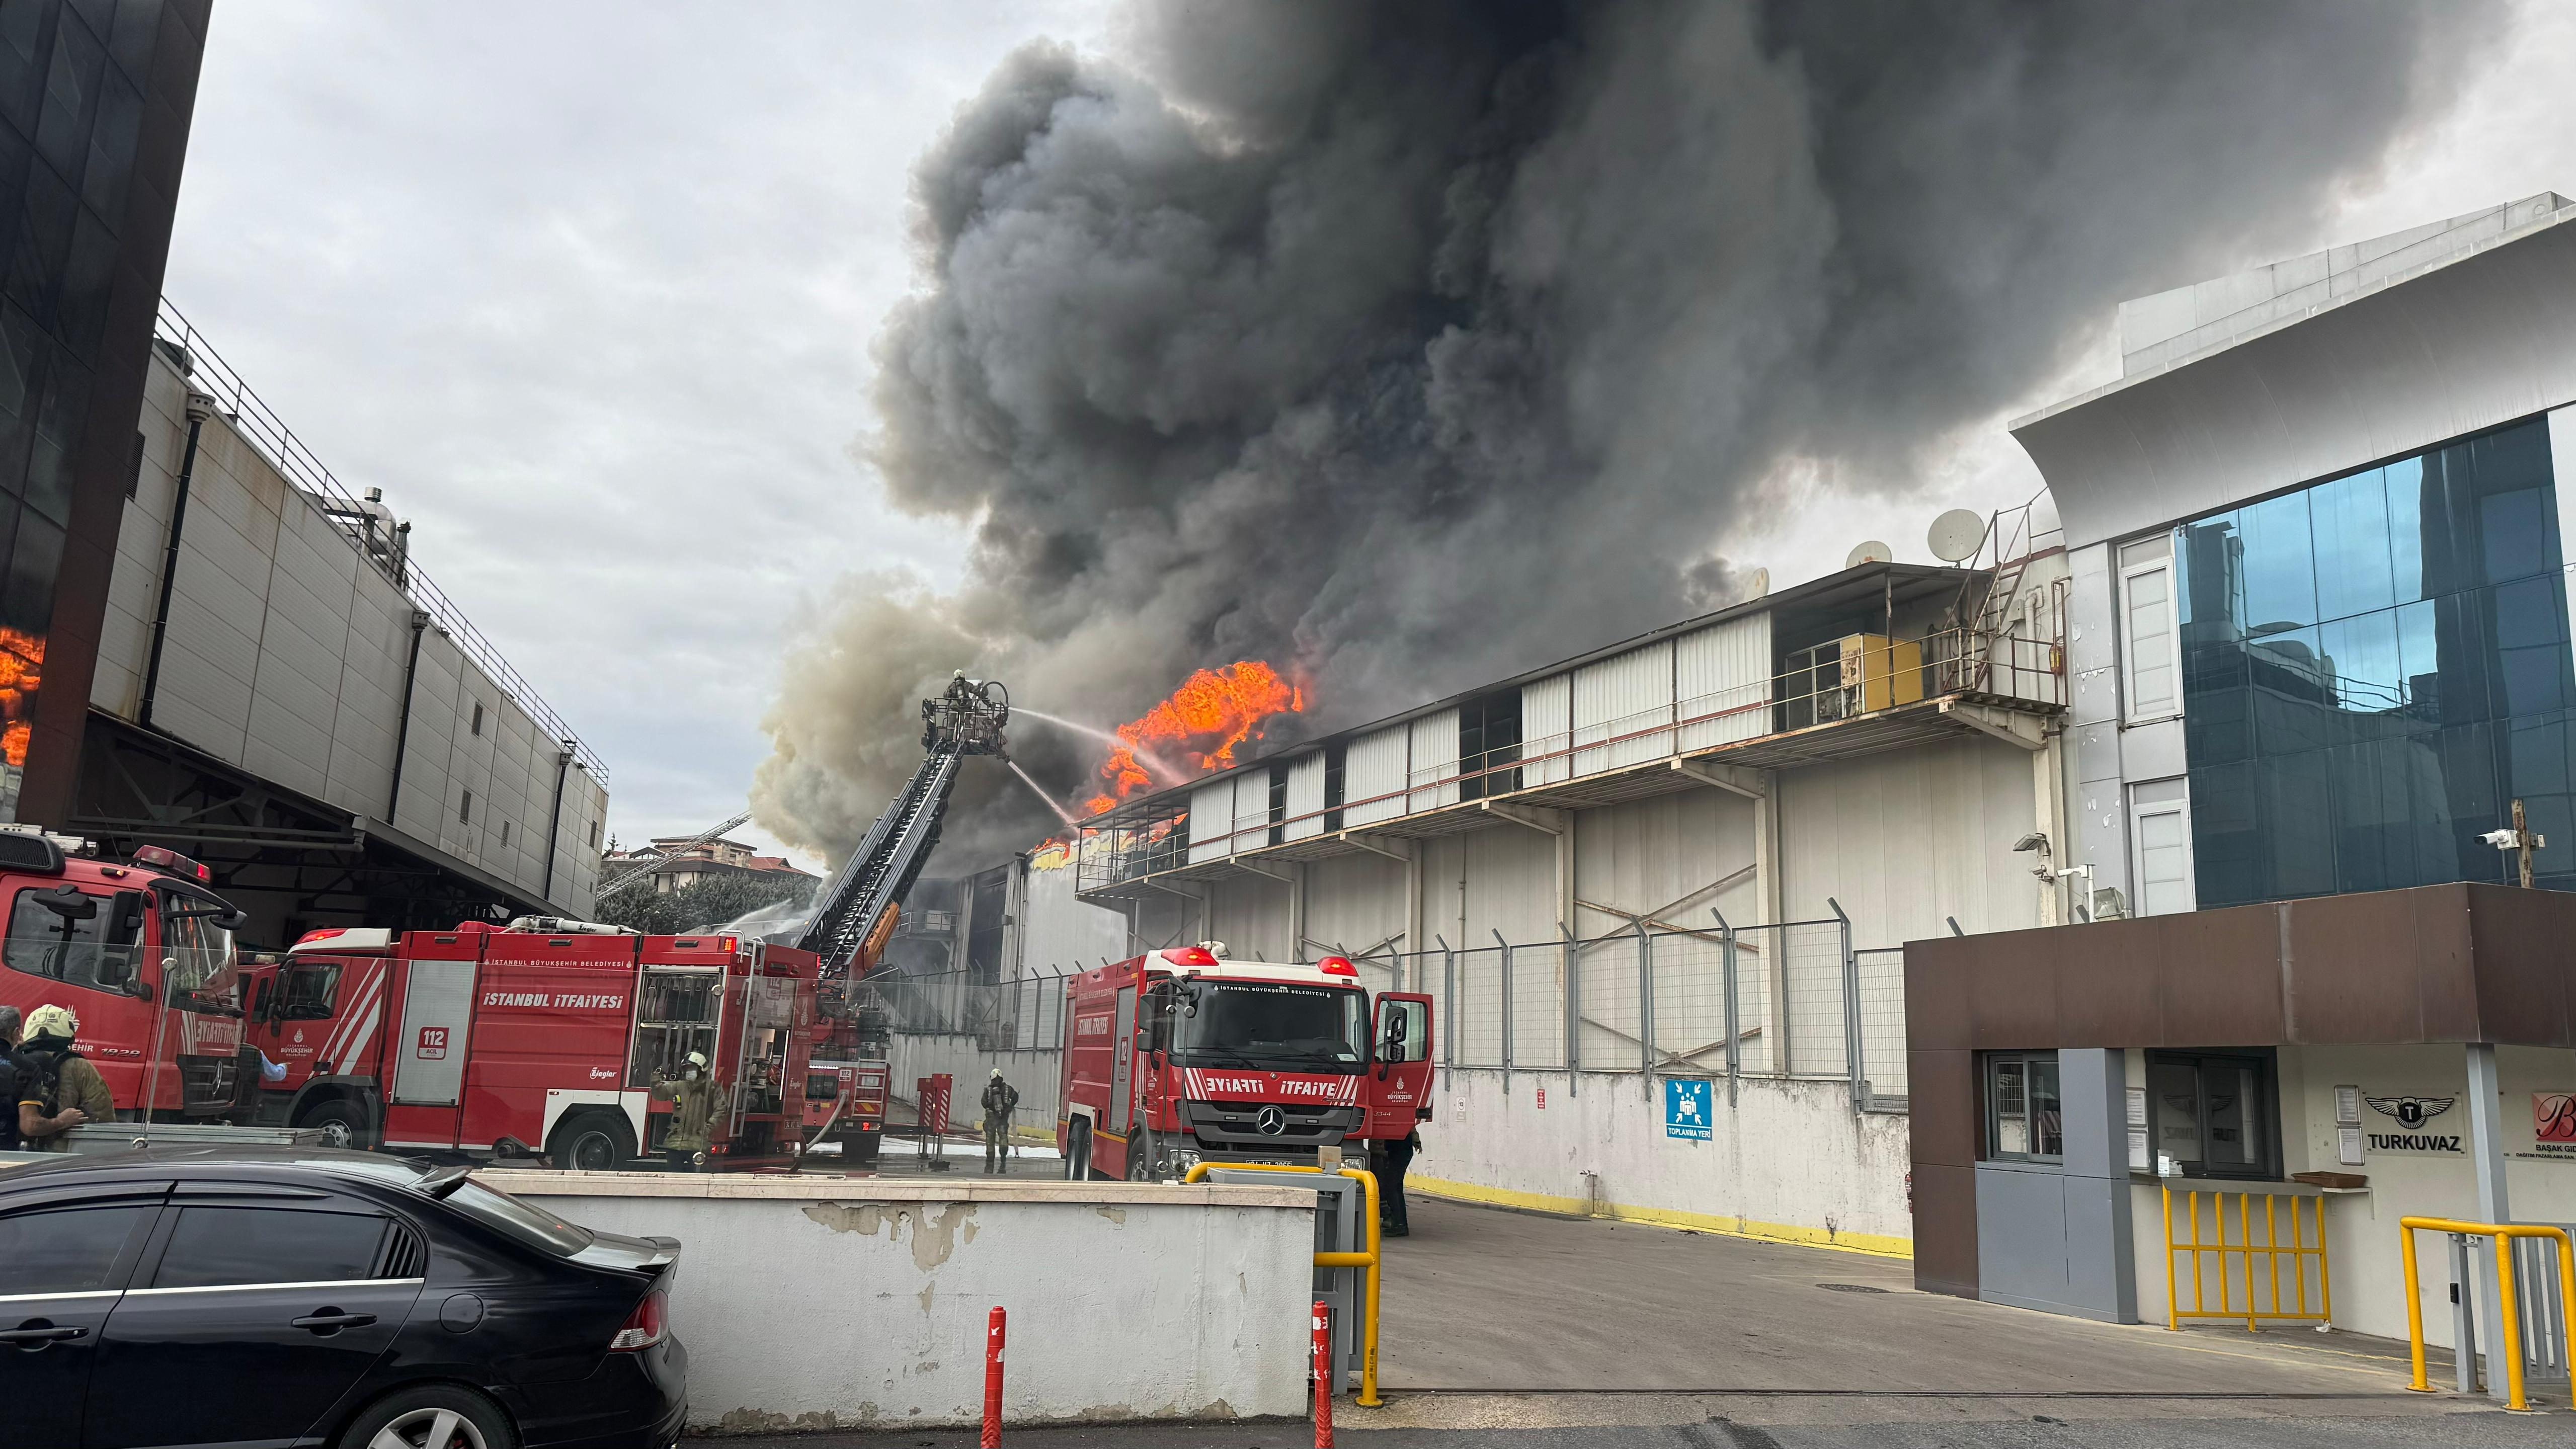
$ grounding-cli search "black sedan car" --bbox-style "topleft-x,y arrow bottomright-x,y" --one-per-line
0,1145 -> 685,1449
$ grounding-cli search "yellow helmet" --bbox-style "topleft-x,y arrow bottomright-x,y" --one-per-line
26,1003 -> 78,1039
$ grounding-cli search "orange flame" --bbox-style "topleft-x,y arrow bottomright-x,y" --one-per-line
1083,660 -> 1307,814
0,630 -> 41,769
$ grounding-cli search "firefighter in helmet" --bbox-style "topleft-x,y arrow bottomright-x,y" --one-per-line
651,1050 -> 727,1171
981,1067 -> 1019,1174
18,1004 -> 113,1153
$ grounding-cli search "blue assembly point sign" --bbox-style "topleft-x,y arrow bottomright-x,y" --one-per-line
1665,1078 -> 1712,1141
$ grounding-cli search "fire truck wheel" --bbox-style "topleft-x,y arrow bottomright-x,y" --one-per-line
547,1112 -> 636,1172
1064,1120 -> 1091,1180
335,1383 -> 517,1449
300,1099 -> 370,1152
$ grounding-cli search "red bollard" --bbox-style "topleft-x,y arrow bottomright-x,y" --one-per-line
982,1306 -> 1005,1447
1311,1300 -> 1333,1448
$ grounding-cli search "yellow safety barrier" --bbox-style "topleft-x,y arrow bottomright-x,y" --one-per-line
1184,1160 -> 1383,1406
2161,1185 -> 2332,1332
2398,1216 -> 2576,1413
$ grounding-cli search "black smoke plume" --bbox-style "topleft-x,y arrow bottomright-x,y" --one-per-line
753,0 -> 2503,865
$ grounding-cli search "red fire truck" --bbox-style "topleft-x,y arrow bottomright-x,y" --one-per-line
0,827 -> 253,1120
1058,944 -> 1433,1181
238,920 -> 823,1168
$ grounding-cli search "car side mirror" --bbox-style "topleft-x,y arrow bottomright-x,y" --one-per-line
129,977 -> 154,1003
96,953 -> 132,988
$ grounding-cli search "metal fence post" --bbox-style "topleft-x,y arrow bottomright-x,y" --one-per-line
1715,909 -> 1739,1108
1494,929 -> 1513,1089
1828,897 -> 1861,1115
1561,922 -> 1579,1095
1634,921 -> 1653,1075
1435,936 -> 1453,1091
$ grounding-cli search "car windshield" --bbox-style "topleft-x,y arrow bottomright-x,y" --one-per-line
1172,982 -> 1365,1073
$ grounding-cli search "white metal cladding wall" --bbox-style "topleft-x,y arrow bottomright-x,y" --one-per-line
1407,707 -> 1459,811
1283,752 -> 1325,841
102,357 -> 604,913
1017,858 -> 1131,972
1521,674 -> 1572,784
92,363 -> 194,715
1186,779 -> 1236,864
549,767 -> 608,913
1206,873 -> 1292,961
1777,735 -> 2041,949
1342,725 -> 1407,826
1573,641 -> 1674,775
1461,825 -> 1560,945
1572,789 -> 1758,933
1302,850 -> 1407,963
143,420 -> 272,763
1230,772 -> 1270,848
1131,891 -> 1200,955
1675,614 -> 1771,750
392,628 -> 461,845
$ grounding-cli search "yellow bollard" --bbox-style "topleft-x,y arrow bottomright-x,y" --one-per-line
2395,1217 -> 2576,1411
1186,1160 -> 1384,1407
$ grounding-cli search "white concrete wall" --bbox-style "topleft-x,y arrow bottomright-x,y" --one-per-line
481,1173 -> 1316,1431
1411,1069 -> 1912,1256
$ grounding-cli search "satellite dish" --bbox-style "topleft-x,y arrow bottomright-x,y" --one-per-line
1927,508 -> 1987,564
1845,540 -> 1892,570
1743,567 -> 1770,600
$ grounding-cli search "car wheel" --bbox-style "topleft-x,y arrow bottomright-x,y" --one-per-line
547,1112 -> 634,1172
300,1099 -> 368,1151
1064,1120 -> 1089,1180
337,1384 -> 517,1449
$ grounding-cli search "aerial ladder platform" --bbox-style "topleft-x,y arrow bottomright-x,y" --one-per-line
795,675 -> 1011,1029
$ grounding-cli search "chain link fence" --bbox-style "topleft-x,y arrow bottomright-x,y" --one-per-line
863,901 -> 1910,1121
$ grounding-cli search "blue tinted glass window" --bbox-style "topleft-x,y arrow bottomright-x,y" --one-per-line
2183,415 -> 2573,908
2312,467 -> 2396,622
2235,491 -> 2316,632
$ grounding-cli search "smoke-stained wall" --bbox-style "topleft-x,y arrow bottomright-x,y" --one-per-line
753,0 -> 2505,868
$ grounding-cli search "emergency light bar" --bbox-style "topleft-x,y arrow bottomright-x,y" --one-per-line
1160,946 -> 1219,968
1316,955 -> 1357,976
131,843 -> 212,881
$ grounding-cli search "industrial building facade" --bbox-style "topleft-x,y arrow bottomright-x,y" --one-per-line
1907,193 -> 2576,1385
1068,552 -> 2076,1250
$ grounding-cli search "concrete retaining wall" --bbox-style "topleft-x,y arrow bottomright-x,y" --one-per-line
477,1172 -> 1316,1431
1406,1069 -> 1913,1256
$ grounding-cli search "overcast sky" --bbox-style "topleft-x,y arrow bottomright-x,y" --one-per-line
162,2 -> 2576,867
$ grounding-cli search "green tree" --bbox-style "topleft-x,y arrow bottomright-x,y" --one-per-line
593,872 -> 813,935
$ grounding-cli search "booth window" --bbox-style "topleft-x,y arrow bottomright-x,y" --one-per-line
2148,1051 -> 2278,1179
1984,1051 -> 2062,1162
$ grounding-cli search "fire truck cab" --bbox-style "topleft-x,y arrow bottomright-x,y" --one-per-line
1058,944 -> 1433,1181
0,827 -> 251,1120
249,921 -> 821,1169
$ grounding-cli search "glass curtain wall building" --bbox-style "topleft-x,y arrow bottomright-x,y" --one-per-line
2178,416 -> 2574,904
